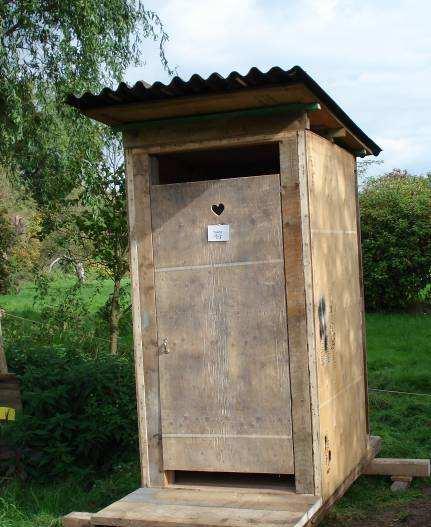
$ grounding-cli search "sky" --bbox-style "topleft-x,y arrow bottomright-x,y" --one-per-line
126,0 -> 431,177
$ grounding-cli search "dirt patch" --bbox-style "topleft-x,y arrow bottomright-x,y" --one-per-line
325,494 -> 431,527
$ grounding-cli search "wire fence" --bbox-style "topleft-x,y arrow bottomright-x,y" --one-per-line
1,309 -> 431,399
369,388 -> 431,398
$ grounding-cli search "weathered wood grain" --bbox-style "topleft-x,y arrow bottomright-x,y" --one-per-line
125,150 -> 165,486
62,512 -> 92,527
91,486 -> 322,527
279,134 -> 316,494
364,458 -> 430,478
151,174 -> 294,474
305,131 -> 368,499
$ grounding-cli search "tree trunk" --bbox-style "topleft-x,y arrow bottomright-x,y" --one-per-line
0,310 -> 8,374
109,279 -> 121,355
75,262 -> 85,283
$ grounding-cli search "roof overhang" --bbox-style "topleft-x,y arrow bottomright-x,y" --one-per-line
66,66 -> 381,157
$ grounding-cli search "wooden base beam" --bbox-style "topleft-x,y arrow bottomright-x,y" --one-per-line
62,512 -> 92,527
363,458 -> 430,478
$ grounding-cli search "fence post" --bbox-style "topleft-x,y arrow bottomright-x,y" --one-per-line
0,308 -> 7,374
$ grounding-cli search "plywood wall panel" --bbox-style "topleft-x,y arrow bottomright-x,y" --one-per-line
305,131 -> 368,499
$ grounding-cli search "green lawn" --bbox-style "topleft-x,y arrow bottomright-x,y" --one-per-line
0,274 -> 122,318
322,313 -> 431,524
1,279 -> 430,526
0,275 -> 134,353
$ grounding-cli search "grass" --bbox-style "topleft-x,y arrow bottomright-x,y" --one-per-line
1,277 -> 431,526
0,273 -> 134,353
0,462 -> 140,527
323,312 -> 431,524
0,273 -> 116,317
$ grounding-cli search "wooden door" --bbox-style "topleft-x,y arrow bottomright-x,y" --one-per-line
150,174 -> 294,474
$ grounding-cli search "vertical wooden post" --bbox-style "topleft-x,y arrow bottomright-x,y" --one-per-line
125,147 -> 165,487
0,309 -> 8,374
354,163 -> 370,434
279,132 -> 319,495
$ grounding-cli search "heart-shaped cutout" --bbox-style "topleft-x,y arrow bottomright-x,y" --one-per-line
211,203 -> 225,216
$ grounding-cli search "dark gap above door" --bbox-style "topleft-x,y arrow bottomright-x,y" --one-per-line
153,142 -> 280,184
172,471 -> 296,492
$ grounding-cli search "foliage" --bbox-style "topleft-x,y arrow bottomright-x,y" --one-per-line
57,130 -> 130,353
1,1 -> 170,208
1,308 -> 430,525
75,131 -> 129,284
1,2 -> 171,346
0,170 -> 41,292
1,344 -> 137,481
356,158 -> 384,181
30,276 -> 104,351
360,170 -> 431,311
0,208 -> 16,293
0,275 -> 134,355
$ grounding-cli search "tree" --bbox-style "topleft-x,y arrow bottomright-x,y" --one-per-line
0,169 -> 41,292
75,131 -> 129,354
1,1 -> 171,348
1,0 -> 170,209
360,169 -> 431,311
0,209 -> 16,294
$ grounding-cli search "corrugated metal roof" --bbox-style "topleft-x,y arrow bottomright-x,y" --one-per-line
66,66 -> 381,155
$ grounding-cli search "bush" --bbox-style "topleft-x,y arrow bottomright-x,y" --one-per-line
2,344 -> 138,480
360,170 -> 431,311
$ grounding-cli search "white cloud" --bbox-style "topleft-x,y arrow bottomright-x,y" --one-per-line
127,0 -> 431,174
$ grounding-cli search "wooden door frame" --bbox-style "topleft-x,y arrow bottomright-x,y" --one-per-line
124,117 -> 318,493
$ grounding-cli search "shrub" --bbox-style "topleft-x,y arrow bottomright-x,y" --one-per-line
360,170 -> 431,311
2,344 -> 138,480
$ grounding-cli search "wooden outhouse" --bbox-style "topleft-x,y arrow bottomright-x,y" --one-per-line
67,66 -> 382,526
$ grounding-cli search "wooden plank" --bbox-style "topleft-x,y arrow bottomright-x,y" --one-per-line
0,373 -> 19,382
117,103 -> 320,131
92,502 -> 305,527
62,512 -> 92,527
363,458 -> 430,478
279,133 -> 316,494
124,111 -> 307,151
305,131 -> 368,500
125,150 -> 165,487
91,487 -> 322,527
120,487 -> 319,511
150,174 -> 287,267
0,373 -> 22,410
82,82 -> 370,154
151,174 -> 294,474
85,85 -> 314,125
298,130 -> 321,495
353,160 -> 370,433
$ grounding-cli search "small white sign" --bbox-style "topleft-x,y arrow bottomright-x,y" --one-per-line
208,224 -> 230,242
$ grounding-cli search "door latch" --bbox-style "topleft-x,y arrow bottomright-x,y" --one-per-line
159,337 -> 169,355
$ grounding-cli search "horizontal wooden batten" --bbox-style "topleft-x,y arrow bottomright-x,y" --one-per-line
114,103 -> 321,131
363,458 -> 430,478
84,84 -> 314,124
123,113 -> 309,152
